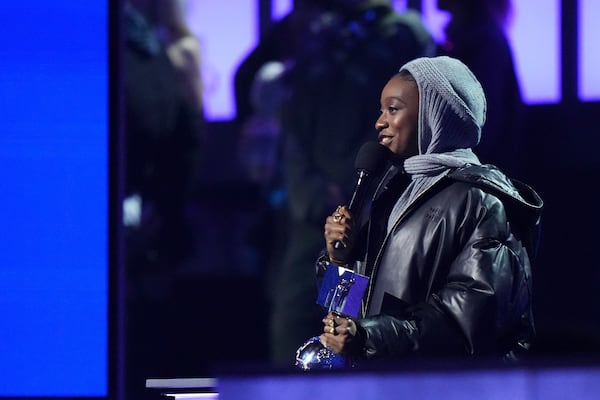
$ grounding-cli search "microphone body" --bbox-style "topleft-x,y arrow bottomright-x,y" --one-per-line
332,142 -> 391,250
346,169 -> 372,215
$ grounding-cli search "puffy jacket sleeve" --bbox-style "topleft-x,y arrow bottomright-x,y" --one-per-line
355,189 -> 533,360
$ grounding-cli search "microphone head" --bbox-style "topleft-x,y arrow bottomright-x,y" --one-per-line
354,141 -> 392,175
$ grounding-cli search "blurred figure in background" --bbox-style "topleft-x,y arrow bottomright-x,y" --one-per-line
235,60 -> 289,281
245,0 -> 436,366
124,0 -> 203,279
157,0 -> 205,119
437,0 -> 526,178
123,0 -> 203,396
233,0 -> 328,324
233,0 -> 313,132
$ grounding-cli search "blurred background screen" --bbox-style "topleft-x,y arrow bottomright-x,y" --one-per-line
188,0 -> 575,122
579,0 -> 600,101
0,0 -> 109,397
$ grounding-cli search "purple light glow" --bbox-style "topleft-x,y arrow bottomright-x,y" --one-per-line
189,1 -> 565,122
579,0 -> 600,101
272,0 -> 293,21
420,0 -> 450,44
507,0 -> 561,104
219,367 -> 600,400
186,2 -> 258,121
391,0 -> 408,12
421,0 -> 561,105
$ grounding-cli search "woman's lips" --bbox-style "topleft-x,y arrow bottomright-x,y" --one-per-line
379,135 -> 393,146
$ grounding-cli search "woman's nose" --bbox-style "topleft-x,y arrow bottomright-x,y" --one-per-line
375,115 -> 387,130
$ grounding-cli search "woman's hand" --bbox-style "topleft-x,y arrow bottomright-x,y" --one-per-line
319,312 -> 357,354
324,205 -> 355,265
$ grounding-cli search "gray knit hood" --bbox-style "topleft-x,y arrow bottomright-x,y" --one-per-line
387,56 -> 488,231
401,55 -> 486,155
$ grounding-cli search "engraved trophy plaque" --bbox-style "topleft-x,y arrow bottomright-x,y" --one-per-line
295,263 -> 369,370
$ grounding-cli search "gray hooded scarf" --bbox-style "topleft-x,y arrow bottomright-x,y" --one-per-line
387,56 -> 487,232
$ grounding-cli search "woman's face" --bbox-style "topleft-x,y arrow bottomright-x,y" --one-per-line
375,74 -> 419,158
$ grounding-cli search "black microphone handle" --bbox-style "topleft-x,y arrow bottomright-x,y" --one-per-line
333,170 -> 368,251
333,239 -> 346,251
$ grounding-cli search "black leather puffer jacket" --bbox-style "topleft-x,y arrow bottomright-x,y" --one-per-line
353,164 -> 543,361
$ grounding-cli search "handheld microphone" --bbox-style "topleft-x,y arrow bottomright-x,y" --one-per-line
333,141 -> 392,250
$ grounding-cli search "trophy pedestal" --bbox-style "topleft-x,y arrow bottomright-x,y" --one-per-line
295,336 -> 347,370
294,263 -> 368,370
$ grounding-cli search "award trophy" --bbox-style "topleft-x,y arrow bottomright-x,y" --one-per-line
295,263 -> 369,370
294,142 -> 389,370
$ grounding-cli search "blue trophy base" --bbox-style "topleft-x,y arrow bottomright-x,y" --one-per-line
295,336 -> 347,370
295,263 -> 367,370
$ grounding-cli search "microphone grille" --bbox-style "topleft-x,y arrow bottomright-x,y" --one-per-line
354,141 -> 392,174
